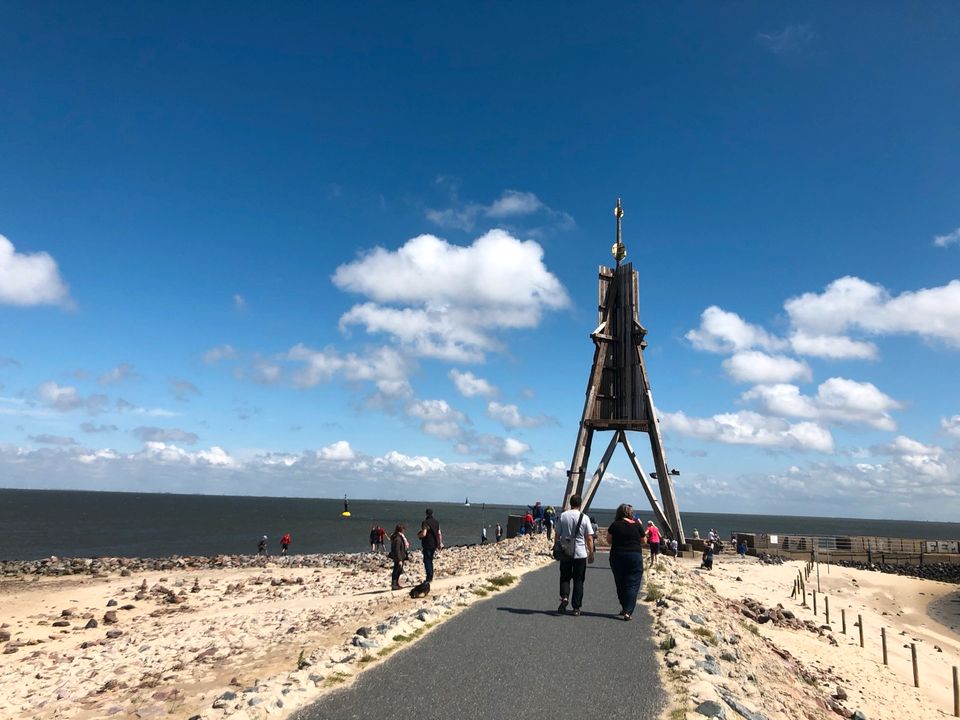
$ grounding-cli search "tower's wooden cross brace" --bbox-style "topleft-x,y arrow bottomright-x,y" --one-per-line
562,202 -> 685,544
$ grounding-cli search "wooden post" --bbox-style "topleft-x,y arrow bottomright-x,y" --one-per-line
858,614 -> 864,647
881,627 -> 887,665
825,596 -> 830,625
813,590 -> 817,616
911,643 -> 919,687
952,665 -> 958,717
841,608 -> 847,634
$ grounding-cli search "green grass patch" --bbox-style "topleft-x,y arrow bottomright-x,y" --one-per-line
323,672 -> 350,687
668,707 -> 687,720
376,647 -> 393,658
691,626 -> 717,645
392,634 -> 410,642
742,621 -> 760,635
486,573 -> 517,588
644,583 -> 664,602
473,588 -> 489,597
358,654 -> 375,664
659,635 -> 677,651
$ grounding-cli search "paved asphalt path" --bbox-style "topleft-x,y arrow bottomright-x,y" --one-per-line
293,553 -> 664,720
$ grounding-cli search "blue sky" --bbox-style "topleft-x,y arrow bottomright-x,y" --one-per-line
1,3 -> 959,519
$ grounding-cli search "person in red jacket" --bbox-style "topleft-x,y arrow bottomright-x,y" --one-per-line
281,532 -> 291,556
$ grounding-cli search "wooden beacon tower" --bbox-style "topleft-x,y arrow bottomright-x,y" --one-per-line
562,199 -> 686,545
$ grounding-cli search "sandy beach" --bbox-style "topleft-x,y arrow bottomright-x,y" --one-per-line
648,551 -> 960,720
0,537 -> 552,719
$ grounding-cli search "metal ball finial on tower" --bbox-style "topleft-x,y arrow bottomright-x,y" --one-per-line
612,197 -> 626,266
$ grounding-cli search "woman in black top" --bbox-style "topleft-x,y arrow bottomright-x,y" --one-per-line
606,504 -> 645,620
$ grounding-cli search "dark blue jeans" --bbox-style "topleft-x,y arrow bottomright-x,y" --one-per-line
422,548 -> 436,582
610,551 -> 644,614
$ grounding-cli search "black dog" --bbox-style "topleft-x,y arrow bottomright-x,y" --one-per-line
409,581 -> 430,598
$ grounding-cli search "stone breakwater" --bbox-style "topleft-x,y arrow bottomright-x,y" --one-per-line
834,559 -> 960,584
0,551 -> 434,577
0,536 -> 552,720
647,560 -> 871,720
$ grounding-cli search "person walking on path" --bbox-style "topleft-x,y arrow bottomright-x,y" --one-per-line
280,532 -> 291,556
389,523 -> 410,590
606,503 -> 645,621
544,505 -> 556,540
418,508 -> 442,583
645,521 -> 661,568
495,522 -> 503,542
556,494 -> 595,616
257,535 -> 268,556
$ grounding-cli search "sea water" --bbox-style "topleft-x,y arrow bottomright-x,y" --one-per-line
2,488 -> 959,561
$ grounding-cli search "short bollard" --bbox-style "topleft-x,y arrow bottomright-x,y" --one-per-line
813,590 -> 817,615
841,608 -> 847,634
825,596 -> 830,625
911,643 -> 919,688
881,627 -> 887,665
952,665 -> 958,717
858,614 -> 864,648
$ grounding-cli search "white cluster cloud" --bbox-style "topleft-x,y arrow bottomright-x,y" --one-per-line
785,276 -> 960,348
38,381 -> 109,415
722,351 -> 811,384
662,410 -> 834,453
0,234 -> 71,307
688,276 -> 960,363
332,230 -> 569,362
942,415 -> 960,439
934,228 -> 960,248
318,440 -> 355,461
284,344 -> 412,399
741,378 -> 901,431
0,441 -> 564,500
686,306 -> 784,354
449,369 -> 498,398
406,399 -> 468,439
486,401 -> 552,429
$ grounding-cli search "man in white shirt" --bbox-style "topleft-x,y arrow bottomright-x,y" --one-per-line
556,493 -> 595,616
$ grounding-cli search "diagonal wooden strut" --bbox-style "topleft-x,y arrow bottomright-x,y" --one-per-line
580,431 -> 620,511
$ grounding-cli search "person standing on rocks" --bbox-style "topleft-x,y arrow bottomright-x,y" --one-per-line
280,532 -> 291,556
606,503 -> 644,621
418,508 -> 442,583
556,493 -> 595,616
258,536 -> 268,556
376,525 -> 387,553
645,521 -> 661,568
369,526 -> 379,553
481,526 -> 487,544
389,523 -> 410,590
495,522 -> 503,542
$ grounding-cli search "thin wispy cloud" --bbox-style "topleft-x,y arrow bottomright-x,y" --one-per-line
425,188 -> 573,233
757,24 -> 816,56
233,293 -> 246,310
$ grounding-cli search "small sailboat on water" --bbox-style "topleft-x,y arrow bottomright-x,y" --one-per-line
464,496 -> 470,507
341,494 -> 351,517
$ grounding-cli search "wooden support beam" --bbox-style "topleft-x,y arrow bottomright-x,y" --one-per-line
581,432 -> 620,512
620,431 -> 672,534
